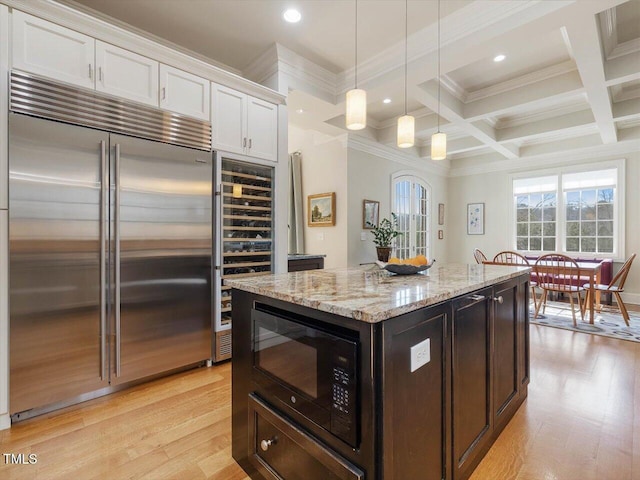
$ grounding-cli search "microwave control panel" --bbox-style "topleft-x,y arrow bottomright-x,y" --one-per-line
332,367 -> 351,414
330,359 -> 357,447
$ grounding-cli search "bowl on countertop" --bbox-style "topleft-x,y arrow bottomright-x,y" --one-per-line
375,259 -> 436,275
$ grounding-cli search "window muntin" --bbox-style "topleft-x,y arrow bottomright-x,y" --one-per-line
512,167 -> 620,257
392,175 -> 431,260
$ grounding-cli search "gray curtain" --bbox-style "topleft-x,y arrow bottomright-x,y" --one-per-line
288,152 -> 305,254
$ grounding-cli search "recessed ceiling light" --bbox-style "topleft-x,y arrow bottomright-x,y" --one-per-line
296,108 -> 304,114
493,54 -> 506,62
283,9 -> 302,23
383,98 -> 392,104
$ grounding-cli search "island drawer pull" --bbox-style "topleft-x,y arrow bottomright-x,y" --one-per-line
493,296 -> 504,304
468,294 -> 485,301
260,437 -> 277,451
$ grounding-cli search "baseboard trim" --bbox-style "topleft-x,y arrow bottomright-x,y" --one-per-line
621,292 -> 640,307
0,412 -> 10,430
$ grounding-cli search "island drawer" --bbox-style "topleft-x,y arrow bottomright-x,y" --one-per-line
248,394 -> 364,480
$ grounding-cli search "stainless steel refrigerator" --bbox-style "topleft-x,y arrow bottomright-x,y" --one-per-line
8,72 -> 213,418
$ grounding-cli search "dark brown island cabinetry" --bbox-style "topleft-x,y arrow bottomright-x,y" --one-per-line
232,271 -> 529,480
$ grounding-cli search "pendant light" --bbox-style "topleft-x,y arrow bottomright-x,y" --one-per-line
346,0 -> 366,130
431,0 -> 447,160
397,0 -> 414,148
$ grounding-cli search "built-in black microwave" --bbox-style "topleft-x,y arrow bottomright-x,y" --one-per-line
251,304 -> 359,448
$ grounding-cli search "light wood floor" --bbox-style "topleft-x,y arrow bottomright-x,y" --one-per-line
1,323 -> 639,480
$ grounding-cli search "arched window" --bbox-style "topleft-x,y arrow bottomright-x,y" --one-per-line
392,174 -> 431,260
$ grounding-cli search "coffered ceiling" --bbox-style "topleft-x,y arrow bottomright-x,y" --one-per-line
63,0 -> 640,171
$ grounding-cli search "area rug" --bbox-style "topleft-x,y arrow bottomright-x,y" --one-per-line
530,302 -> 640,343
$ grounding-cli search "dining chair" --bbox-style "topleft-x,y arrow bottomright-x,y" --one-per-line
582,253 -> 636,326
492,251 -> 539,311
533,254 -> 585,326
473,248 -> 487,264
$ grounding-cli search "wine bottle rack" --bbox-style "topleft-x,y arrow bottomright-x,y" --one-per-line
215,158 -> 273,361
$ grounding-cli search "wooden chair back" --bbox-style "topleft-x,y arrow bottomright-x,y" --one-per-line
493,251 -> 530,266
534,254 -> 584,293
608,253 -> 636,290
473,248 -> 487,264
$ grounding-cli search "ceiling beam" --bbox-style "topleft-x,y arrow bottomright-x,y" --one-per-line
496,109 -> 596,143
605,50 -> 640,86
564,18 -> 617,144
416,81 -> 520,160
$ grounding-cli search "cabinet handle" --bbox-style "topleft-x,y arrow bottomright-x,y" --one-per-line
88,64 -> 93,80
162,87 -> 166,100
260,437 -> 277,452
99,66 -> 103,82
248,138 -> 252,149
243,137 -> 247,148
493,296 -> 504,304
468,294 -> 485,301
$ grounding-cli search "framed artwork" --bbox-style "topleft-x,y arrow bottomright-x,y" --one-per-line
308,192 -> 336,227
362,199 -> 379,229
438,203 -> 445,225
467,203 -> 485,235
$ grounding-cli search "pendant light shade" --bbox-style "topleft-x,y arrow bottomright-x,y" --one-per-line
397,115 -> 415,148
232,183 -> 243,198
432,0 -> 447,160
346,0 -> 366,130
397,0 -> 414,148
431,132 -> 447,160
346,88 -> 367,130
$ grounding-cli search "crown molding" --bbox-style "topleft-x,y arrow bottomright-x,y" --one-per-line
244,43 -> 338,104
494,98 -> 588,129
465,60 -> 577,103
449,127 -> 640,177
440,75 -> 467,102
608,38 -> 640,60
347,134 -> 450,177
5,0 -> 285,104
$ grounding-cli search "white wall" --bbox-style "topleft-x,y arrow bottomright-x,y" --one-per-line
446,153 -> 640,305
288,125 -> 349,268
346,148 -> 449,267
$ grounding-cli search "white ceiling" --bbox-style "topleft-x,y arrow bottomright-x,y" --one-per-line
64,0 -> 640,168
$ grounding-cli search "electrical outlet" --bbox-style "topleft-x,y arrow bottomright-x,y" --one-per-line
410,338 -> 431,373
360,232 -> 367,241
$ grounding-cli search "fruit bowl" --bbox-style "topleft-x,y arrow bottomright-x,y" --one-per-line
375,259 -> 436,275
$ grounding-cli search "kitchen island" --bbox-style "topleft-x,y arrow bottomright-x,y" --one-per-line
228,263 -> 530,480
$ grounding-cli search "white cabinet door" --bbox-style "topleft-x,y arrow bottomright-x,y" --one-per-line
12,11 -> 95,89
247,97 -> 278,161
95,41 -> 158,107
212,83 -> 246,155
159,64 -> 210,120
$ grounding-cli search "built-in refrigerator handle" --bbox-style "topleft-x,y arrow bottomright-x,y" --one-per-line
114,143 -> 122,377
100,140 -> 107,381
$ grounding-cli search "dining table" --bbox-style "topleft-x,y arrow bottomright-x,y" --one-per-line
485,259 -> 603,324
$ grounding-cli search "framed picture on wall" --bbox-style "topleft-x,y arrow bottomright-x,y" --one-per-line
467,203 -> 484,235
362,199 -> 379,229
438,203 -> 445,225
308,192 -> 336,226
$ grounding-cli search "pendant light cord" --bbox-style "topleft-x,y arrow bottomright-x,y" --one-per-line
355,0 -> 358,88
404,0 -> 408,116
437,0 -> 441,132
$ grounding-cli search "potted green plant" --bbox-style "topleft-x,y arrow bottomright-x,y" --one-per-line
367,213 -> 402,262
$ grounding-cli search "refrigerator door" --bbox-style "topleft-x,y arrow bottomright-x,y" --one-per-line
110,134 -> 212,385
9,114 -> 109,414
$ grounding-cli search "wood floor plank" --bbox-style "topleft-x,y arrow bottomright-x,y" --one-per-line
1,323 -> 638,480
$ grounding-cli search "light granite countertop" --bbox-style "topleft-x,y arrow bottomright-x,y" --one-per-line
225,263 -> 530,323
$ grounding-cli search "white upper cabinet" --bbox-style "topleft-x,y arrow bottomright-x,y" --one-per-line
12,11 -> 95,89
246,97 -> 277,161
160,65 -> 210,121
212,84 -> 278,161
212,84 -> 247,155
95,41 -> 158,107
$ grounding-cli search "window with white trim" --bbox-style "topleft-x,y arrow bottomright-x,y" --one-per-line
512,165 -> 622,256
392,174 -> 431,260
